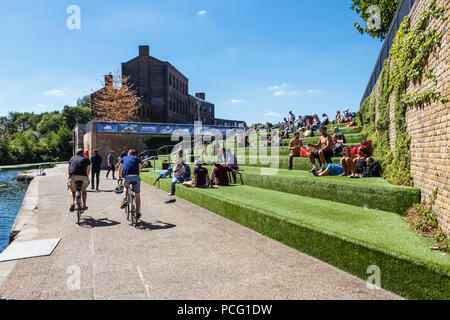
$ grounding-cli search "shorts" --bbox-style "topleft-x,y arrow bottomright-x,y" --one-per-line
68,175 -> 89,192
313,149 -> 334,160
124,175 -> 141,193
327,164 -> 344,176
290,151 -> 301,157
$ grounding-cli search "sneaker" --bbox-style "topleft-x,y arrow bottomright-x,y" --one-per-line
120,199 -> 128,209
69,205 -> 75,212
309,168 -> 318,173
168,193 -> 174,196
136,212 -> 141,220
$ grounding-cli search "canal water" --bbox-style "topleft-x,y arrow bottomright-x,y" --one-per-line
0,169 -> 27,253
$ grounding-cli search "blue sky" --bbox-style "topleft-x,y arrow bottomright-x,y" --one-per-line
0,0 -> 383,124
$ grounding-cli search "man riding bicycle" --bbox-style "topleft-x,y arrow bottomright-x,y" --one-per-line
68,148 -> 91,212
118,149 -> 142,220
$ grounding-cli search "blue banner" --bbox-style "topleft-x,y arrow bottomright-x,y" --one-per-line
159,125 -> 178,135
140,124 -> 159,134
177,125 -> 194,135
98,122 -> 118,133
119,123 -> 139,133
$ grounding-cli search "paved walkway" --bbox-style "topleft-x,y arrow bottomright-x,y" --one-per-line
0,165 -> 400,300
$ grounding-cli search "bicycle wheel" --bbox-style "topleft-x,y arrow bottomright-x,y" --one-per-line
132,194 -> 139,226
130,194 -> 136,225
76,195 -> 82,225
125,200 -> 130,221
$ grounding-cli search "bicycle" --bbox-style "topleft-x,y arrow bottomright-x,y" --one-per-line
75,181 -> 84,225
120,179 -> 139,227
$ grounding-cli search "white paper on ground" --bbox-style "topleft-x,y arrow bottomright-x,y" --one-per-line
0,238 -> 60,262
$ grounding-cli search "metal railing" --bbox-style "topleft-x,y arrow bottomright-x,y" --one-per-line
361,0 -> 416,104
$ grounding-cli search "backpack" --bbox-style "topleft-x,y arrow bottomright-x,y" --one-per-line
184,164 -> 191,179
363,161 -> 382,178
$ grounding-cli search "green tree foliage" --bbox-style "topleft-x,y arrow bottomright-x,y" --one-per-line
0,99 -> 92,165
351,0 -> 400,40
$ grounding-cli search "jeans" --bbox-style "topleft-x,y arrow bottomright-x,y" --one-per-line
106,165 -> 115,179
91,170 -> 100,189
170,177 -> 185,195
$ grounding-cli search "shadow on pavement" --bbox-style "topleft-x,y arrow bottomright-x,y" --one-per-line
136,220 -> 176,231
79,217 -> 121,229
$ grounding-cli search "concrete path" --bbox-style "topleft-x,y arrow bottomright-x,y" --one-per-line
0,165 -> 400,300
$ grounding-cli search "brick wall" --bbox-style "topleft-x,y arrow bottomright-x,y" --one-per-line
367,0 -> 449,234
83,128 -> 149,169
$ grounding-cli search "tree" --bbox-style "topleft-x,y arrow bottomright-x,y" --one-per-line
76,95 -> 91,108
62,105 -> 91,130
91,72 -> 141,122
351,0 -> 400,40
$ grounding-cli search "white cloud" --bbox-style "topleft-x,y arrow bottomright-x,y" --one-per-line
274,90 -> 300,96
230,99 -> 244,104
44,89 -> 65,96
268,83 -> 288,90
197,10 -> 207,16
264,110 -> 281,117
307,89 -> 322,94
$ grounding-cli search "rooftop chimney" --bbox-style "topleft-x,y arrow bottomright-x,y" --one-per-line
195,92 -> 206,100
105,74 -> 113,88
139,45 -> 149,57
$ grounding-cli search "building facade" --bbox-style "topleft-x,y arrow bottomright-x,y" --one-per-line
91,45 -> 216,125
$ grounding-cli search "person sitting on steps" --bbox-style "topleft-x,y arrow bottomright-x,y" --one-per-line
307,126 -> 334,173
288,131 -> 303,170
339,146 -> 357,176
345,146 -> 373,178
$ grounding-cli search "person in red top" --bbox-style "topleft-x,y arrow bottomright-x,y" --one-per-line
212,162 -> 241,186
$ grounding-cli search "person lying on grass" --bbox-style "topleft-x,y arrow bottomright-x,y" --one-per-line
339,146 -> 356,176
213,162 -> 242,186
288,131 -> 303,170
307,126 -> 334,173
183,160 -> 217,189
311,163 -> 345,177
345,146 -> 373,178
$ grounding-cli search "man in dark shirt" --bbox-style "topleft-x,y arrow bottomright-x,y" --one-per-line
120,147 -> 128,159
68,148 -> 91,212
118,149 -> 142,219
212,162 -> 241,186
90,149 -> 103,191
193,160 -> 216,188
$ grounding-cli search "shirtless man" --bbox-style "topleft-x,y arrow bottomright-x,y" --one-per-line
288,131 -> 303,170
307,126 -> 333,172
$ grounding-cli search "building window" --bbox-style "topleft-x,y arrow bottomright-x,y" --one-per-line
209,107 -> 212,113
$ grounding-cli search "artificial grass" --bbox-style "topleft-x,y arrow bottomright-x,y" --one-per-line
142,172 -> 450,299
238,166 -> 420,215
311,126 -> 362,136
282,133 -> 363,145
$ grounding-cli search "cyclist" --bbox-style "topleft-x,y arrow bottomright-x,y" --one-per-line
68,148 -> 91,212
118,149 -> 142,220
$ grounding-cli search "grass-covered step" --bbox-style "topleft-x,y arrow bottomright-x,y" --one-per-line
311,126 -> 362,136
141,173 -> 450,300
238,166 -> 420,215
237,156 -> 342,171
283,133 -> 363,145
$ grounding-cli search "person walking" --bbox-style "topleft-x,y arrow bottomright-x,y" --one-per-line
90,149 -> 103,191
106,150 -> 116,179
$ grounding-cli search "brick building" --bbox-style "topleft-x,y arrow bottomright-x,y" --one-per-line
91,45 -> 215,125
